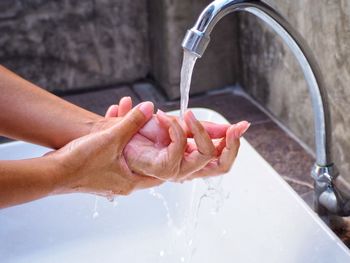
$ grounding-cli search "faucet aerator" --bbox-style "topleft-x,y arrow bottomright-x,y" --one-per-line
182,29 -> 210,58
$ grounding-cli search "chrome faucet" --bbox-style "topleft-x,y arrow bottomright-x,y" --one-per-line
182,0 -> 350,217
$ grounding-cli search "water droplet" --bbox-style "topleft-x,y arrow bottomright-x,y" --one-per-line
106,193 -> 115,202
221,229 -> 227,237
188,239 -> 193,246
159,250 -> 165,257
92,197 -> 99,219
180,256 -> 185,262
92,211 -> 99,219
113,199 -> 118,207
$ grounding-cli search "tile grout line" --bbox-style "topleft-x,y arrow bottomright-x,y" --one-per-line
282,176 -> 314,189
227,85 -> 316,160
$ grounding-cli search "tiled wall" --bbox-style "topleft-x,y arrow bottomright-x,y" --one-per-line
239,0 -> 350,182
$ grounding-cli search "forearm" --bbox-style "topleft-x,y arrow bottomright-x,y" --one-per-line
0,65 -> 102,148
0,157 -> 62,209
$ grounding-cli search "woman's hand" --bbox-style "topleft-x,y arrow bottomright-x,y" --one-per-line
105,97 -> 250,182
49,102 -> 163,197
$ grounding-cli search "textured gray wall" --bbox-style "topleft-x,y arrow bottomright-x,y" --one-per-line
0,0 -> 150,92
148,0 -> 239,99
0,0 -> 239,98
239,0 -> 350,180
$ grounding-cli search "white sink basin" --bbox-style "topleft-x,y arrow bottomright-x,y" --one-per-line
0,108 -> 349,263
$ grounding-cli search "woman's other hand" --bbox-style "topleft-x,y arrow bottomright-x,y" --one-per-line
50,102 -> 162,197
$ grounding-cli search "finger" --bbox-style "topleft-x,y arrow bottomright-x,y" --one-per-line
179,111 -> 217,177
185,123 -> 247,180
157,110 -> 186,179
110,101 -> 154,150
186,137 -> 224,154
232,121 -> 251,138
118,96 -> 133,117
167,115 -> 229,139
212,121 -> 250,173
105,105 -> 118,118
184,110 -> 216,156
186,121 -> 230,139
214,137 -> 226,155
217,125 -> 241,173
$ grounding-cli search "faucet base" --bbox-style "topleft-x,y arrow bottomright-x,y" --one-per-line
312,164 -> 350,216
312,164 -> 339,214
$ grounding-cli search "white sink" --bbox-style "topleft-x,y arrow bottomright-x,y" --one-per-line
0,108 -> 349,263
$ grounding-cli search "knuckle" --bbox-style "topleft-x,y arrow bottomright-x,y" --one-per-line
196,122 -> 206,134
219,163 -> 231,174
204,148 -> 217,159
128,112 -> 144,129
114,153 -> 124,163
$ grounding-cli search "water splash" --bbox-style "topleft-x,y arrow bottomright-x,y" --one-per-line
179,49 -> 230,262
149,188 -> 173,227
112,198 -> 118,207
92,197 -> 99,219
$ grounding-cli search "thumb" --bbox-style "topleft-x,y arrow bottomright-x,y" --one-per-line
110,101 -> 154,149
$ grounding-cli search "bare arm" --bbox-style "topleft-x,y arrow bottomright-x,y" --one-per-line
0,104 -> 161,209
0,65 -> 102,149
0,157 -> 59,208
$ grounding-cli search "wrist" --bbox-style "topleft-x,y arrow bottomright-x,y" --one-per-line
44,153 -> 74,195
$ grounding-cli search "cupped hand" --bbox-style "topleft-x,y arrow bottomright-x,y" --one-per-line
49,102 -> 163,197
105,97 -> 250,182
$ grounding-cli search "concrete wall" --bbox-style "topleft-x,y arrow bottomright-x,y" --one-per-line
239,0 -> 350,181
0,0 -> 150,92
148,0 -> 239,99
0,0 -> 240,98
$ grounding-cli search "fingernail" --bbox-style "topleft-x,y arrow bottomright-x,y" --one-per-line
234,121 -> 251,138
156,109 -> 169,121
186,110 -> 197,123
157,109 -> 165,116
138,102 -> 154,119
120,96 -> 131,103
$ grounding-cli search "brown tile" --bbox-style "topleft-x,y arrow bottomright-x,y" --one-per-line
331,217 -> 350,248
244,121 -> 315,186
161,91 -> 270,124
284,179 -> 313,196
300,191 -> 314,208
62,86 -> 140,116
132,82 -> 166,107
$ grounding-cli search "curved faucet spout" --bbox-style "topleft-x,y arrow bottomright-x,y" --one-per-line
182,0 -> 350,216
183,0 -> 331,167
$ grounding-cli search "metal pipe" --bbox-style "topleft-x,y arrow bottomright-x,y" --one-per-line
182,0 -> 350,215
